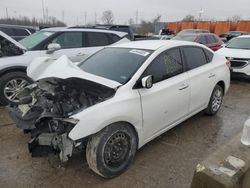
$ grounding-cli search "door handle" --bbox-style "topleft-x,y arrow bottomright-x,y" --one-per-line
179,84 -> 189,90
208,73 -> 216,78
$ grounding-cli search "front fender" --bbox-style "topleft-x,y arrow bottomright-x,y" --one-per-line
68,91 -> 143,141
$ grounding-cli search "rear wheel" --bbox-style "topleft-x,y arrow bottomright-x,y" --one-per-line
86,123 -> 137,178
0,71 -> 32,105
205,85 -> 224,116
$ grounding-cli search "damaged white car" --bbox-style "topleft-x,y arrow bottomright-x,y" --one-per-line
8,40 -> 230,178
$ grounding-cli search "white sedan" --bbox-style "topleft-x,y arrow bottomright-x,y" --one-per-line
9,40 -> 230,178
217,35 -> 250,78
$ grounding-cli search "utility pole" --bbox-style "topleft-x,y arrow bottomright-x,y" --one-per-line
46,7 -> 49,22
135,10 -> 138,25
84,12 -> 87,25
62,10 -> 65,22
42,0 -> 45,22
94,12 -> 97,25
5,8 -> 9,19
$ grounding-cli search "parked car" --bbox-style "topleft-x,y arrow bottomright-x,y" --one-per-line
217,35 -> 250,79
177,29 -> 209,36
172,33 -> 224,51
8,40 -> 230,178
220,31 -> 249,42
0,24 -> 36,41
95,24 -> 134,41
0,27 -> 129,105
146,35 -> 172,40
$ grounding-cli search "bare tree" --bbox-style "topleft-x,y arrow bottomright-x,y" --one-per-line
182,14 -> 196,22
0,16 -> 66,27
227,15 -> 242,22
137,15 -> 161,35
102,10 -> 114,25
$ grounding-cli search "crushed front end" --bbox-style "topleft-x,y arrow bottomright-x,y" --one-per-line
7,77 -> 116,162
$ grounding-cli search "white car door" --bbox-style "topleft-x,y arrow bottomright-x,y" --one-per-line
40,31 -> 88,62
181,47 -> 216,114
138,48 -> 190,141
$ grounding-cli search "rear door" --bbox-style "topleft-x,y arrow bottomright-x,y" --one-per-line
181,46 -> 216,114
138,48 -> 190,141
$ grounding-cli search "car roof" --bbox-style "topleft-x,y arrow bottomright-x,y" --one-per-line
237,35 -> 250,38
41,27 -> 127,37
110,40 -> 204,50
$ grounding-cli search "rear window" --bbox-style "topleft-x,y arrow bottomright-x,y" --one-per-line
206,35 -> 217,44
172,35 -> 196,42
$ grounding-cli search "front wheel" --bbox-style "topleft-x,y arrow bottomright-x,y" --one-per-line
86,123 -> 138,178
0,71 -> 32,105
205,85 -> 224,116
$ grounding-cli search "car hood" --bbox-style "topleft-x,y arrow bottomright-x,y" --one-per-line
217,47 -> 250,59
0,30 -> 26,50
27,55 -> 122,89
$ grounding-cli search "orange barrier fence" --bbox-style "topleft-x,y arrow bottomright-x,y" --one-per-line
214,21 -> 231,35
196,22 -> 210,31
181,22 -> 195,30
237,21 -> 250,32
167,21 -> 250,34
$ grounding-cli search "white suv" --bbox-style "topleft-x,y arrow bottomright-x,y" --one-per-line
0,28 -> 129,105
9,40 -> 230,178
217,35 -> 250,79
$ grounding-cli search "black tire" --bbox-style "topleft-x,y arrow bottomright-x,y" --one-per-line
0,71 -> 32,105
86,123 -> 138,178
205,85 -> 224,116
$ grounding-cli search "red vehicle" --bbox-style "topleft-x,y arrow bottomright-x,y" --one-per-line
172,33 -> 224,51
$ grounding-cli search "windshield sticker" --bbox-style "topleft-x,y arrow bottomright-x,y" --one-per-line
129,49 -> 150,57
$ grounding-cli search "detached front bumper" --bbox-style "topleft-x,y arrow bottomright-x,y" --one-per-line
28,133 -> 74,162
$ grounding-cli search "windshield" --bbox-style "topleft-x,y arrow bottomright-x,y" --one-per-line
19,30 -> 55,49
226,38 -> 250,49
172,35 -> 196,42
79,48 -> 153,84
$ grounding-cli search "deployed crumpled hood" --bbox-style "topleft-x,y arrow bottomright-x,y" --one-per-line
27,55 -> 122,89
0,30 -> 26,50
217,47 -> 250,59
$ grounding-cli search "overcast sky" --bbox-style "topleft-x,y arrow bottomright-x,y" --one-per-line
0,0 -> 250,25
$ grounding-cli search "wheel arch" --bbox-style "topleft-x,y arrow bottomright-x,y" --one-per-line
216,80 -> 225,94
109,121 -> 139,149
0,66 -> 27,77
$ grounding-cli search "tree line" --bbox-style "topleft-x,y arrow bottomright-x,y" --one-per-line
0,16 -> 66,27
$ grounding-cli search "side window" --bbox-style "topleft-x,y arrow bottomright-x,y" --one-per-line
144,48 -> 183,83
0,36 -> 23,57
183,47 -> 208,70
87,32 -> 110,47
108,33 -> 121,44
13,28 -> 29,36
197,36 -> 207,44
51,32 -> 83,49
0,27 -> 13,36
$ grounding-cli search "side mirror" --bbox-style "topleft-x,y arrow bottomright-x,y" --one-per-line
47,43 -> 61,54
141,75 -> 153,89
